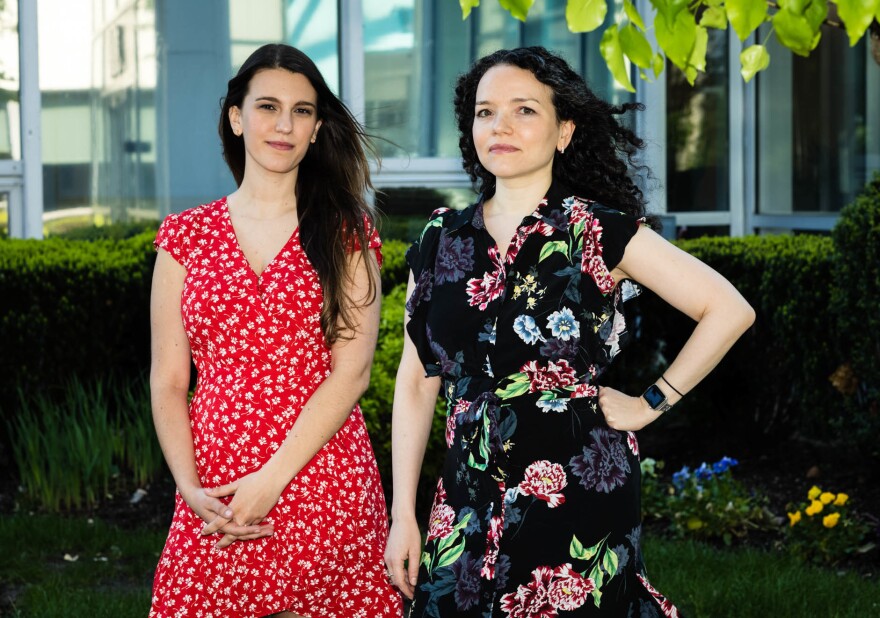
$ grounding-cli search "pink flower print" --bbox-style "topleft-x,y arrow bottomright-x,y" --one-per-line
637,573 -> 679,618
570,383 -> 598,399
627,431 -> 640,457
518,460 -> 568,508
548,564 -> 594,611
520,359 -> 579,393
426,503 -> 456,541
466,260 -> 506,310
445,399 -> 471,447
500,566 -> 556,618
481,513 -> 504,580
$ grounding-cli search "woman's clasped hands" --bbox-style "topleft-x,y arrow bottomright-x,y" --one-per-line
185,469 -> 284,549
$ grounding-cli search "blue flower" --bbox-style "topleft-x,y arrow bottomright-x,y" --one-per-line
478,320 -> 496,344
536,398 -> 568,413
513,315 -> 544,344
671,466 -> 691,491
458,507 -> 481,534
712,456 -> 739,474
695,462 -> 714,481
546,307 -> 580,341
451,551 -> 483,611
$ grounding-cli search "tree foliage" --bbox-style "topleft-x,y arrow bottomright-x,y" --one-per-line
460,0 -> 880,89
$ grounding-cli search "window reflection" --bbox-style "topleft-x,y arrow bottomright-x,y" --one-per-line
666,29 -> 729,213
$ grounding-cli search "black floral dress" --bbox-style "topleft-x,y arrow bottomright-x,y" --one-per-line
405,182 -> 679,617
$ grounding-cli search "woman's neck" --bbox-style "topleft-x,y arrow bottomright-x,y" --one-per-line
229,169 -> 299,219
487,177 -> 551,218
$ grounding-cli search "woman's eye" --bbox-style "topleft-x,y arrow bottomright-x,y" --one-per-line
259,104 -> 276,111
519,106 -> 536,115
475,109 -> 492,118
294,108 -> 313,115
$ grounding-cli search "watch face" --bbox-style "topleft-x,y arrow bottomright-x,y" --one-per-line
643,384 -> 667,410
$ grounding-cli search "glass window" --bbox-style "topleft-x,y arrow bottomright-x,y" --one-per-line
0,0 -> 19,161
666,29 -> 730,213
283,0 -> 339,93
758,27 -> 878,214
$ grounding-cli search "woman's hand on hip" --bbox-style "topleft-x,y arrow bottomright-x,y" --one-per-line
598,385 -> 663,431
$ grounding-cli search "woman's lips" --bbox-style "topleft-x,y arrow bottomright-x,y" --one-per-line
267,141 -> 293,150
489,144 -> 518,153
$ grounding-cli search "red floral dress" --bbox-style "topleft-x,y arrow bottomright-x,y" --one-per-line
405,182 -> 678,617
150,197 -> 402,618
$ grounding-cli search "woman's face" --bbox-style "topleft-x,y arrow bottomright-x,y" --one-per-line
228,68 -> 322,181
472,64 -> 574,188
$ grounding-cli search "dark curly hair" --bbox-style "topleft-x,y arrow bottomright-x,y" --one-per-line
219,44 -> 379,344
454,46 -> 647,218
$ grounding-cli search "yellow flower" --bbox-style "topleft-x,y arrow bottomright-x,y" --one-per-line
807,486 -> 821,500
823,513 -> 840,528
805,500 -> 824,516
834,493 -> 849,506
787,511 -> 802,527
819,492 -> 835,505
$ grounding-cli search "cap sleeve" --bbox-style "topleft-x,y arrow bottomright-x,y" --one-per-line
404,207 -> 451,377
348,215 -> 383,269
581,204 -> 643,295
154,212 -> 187,267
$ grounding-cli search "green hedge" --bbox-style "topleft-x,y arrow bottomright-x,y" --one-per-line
831,173 -> 880,447
0,232 -> 156,413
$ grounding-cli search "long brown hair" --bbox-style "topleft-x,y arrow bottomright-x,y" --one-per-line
219,44 -> 379,344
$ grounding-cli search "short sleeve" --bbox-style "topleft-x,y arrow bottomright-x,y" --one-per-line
349,215 -> 383,269
154,212 -> 187,267
590,204 -> 642,272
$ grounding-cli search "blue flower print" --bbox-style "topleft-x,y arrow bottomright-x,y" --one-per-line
436,234 -> 475,285
569,427 -> 631,493
546,307 -> 580,341
459,507 -> 482,534
513,315 -> 545,345
539,337 -> 579,361
536,398 -> 568,413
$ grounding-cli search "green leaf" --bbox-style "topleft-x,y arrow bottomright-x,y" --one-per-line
494,378 -> 531,400
699,6 -> 728,29
460,0 -> 481,19
805,0 -> 829,31
652,52 -> 665,78
655,9 -> 697,70
599,25 -> 636,92
601,546 -> 620,577
726,0 -> 768,41
499,0 -> 535,21
739,44 -> 770,82
566,0 -> 609,32
834,0 -> 880,46
570,535 -> 587,559
623,0 -> 646,30
689,25 -> 709,73
538,240 -> 569,262
619,23 -> 654,69
650,0 -> 690,26
435,533 -> 467,568
772,8 -> 821,56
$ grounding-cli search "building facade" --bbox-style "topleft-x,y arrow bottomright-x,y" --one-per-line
2,0 -> 878,238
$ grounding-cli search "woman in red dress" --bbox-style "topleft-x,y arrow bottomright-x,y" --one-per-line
149,44 -> 402,618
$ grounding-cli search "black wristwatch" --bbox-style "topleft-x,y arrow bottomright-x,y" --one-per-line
642,384 -> 673,413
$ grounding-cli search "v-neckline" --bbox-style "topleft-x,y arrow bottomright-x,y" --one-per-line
221,197 -> 300,280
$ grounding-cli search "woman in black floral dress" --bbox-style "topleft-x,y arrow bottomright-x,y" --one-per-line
384,47 -> 755,617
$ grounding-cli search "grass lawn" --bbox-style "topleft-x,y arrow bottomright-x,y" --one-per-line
1,514 -> 877,616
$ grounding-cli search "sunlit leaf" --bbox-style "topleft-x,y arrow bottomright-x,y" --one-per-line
600,24 -> 635,92
620,23 -> 654,68
566,0 -> 609,33
460,0 -> 481,19
499,0 -> 535,21
740,43 -> 770,82
655,9 -> 697,70
727,0 -> 768,41
699,6 -> 728,29
689,25 -> 709,72
805,0 -> 829,31
624,0 -> 646,30
652,52 -> 665,78
834,0 -> 880,46
779,0 -> 810,15
772,8 -> 820,56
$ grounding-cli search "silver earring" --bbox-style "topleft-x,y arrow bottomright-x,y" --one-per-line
559,147 -> 565,154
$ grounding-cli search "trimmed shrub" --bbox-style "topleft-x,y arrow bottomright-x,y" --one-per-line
608,234 -> 838,450
831,173 -> 880,448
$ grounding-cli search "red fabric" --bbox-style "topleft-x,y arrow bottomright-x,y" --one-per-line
150,197 -> 401,618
